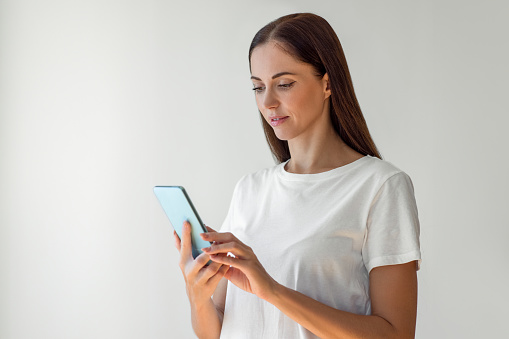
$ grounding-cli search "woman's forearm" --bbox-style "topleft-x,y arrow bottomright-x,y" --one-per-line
189,297 -> 222,339
266,284 -> 402,339
202,232 -> 417,338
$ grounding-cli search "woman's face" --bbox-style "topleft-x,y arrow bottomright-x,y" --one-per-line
250,40 -> 331,141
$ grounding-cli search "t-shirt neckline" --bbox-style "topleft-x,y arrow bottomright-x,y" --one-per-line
277,155 -> 371,181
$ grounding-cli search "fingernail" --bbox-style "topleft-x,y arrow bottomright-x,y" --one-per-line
201,247 -> 210,252
200,233 -> 208,238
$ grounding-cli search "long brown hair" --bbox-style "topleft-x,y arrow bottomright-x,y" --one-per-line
249,13 -> 383,162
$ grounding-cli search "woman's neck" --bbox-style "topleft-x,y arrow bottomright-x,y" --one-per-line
285,124 -> 363,174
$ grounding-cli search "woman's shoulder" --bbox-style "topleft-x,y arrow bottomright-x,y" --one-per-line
225,162 -> 281,204
236,161 -> 282,187
364,155 -> 405,176
361,155 -> 415,192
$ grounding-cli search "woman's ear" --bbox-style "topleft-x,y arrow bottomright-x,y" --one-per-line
323,73 -> 331,99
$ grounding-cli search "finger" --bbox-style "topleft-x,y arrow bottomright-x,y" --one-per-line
174,231 -> 181,250
201,231 -> 238,244
183,252 -> 209,281
207,265 -> 230,286
180,221 -> 193,261
187,252 -> 213,277
202,226 -> 218,245
223,265 -> 238,280
197,260 -> 224,282
205,225 -> 217,233
202,241 -> 251,258
209,253 -> 246,270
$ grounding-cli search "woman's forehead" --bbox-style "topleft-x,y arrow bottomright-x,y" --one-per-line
250,41 -> 311,79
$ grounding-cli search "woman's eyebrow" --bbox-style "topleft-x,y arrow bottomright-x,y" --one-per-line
250,71 -> 297,81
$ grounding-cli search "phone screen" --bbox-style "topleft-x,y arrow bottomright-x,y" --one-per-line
154,186 -> 211,259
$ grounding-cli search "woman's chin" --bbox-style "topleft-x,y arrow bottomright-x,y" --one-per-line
273,130 -> 293,141
275,134 -> 290,141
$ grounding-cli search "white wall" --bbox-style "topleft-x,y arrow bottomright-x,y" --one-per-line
1,1 -> 507,338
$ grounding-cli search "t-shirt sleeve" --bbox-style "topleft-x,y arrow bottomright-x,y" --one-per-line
219,178 -> 242,233
362,171 -> 421,273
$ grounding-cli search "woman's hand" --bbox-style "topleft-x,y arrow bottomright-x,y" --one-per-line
200,231 -> 279,301
174,221 -> 229,308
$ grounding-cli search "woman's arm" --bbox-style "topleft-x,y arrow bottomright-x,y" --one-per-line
202,231 -> 418,339
266,262 -> 417,339
188,282 -> 227,339
175,222 -> 229,339
211,277 -> 228,324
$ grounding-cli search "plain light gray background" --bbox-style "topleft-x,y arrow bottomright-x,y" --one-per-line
1,0 -> 508,338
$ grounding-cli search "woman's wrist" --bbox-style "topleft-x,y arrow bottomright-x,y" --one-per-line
261,278 -> 284,303
193,302 -> 216,318
186,284 -> 212,310
189,296 -> 222,339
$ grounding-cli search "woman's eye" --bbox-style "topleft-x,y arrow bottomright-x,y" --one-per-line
278,81 -> 295,89
252,81 -> 295,94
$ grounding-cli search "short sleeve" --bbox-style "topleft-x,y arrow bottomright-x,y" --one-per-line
362,171 -> 421,273
219,178 -> 242,233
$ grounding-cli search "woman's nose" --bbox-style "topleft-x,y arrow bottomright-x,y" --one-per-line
261,89 -> 279,109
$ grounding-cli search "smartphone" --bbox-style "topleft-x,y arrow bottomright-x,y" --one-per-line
153,186 -> 211,259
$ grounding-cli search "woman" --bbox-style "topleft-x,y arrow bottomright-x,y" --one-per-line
175,13 -> 421,339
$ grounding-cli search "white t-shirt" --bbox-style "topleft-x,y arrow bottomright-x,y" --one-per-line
219,155 -> 421,339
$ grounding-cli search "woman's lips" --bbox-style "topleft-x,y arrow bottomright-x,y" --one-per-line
270,116 -> 289,127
